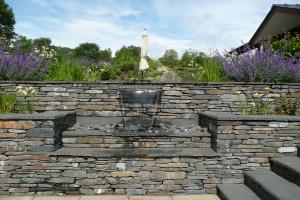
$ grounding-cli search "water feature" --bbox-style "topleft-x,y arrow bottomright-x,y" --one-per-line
119,85 -> 162,132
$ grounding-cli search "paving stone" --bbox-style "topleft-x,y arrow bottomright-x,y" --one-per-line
129,196 -> 171,200
81,196 -> 128,200
173,195 -> 220,200
0,196 -> 33,200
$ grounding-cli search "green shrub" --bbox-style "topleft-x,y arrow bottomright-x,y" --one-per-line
46,59 -> 87,81
0,92 -> 16,113
271,32 -> 300,58
275,96 -> 300,115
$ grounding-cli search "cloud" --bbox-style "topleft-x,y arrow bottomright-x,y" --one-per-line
12,0 -> 300,57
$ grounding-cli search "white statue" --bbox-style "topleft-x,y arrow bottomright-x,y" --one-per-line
139,28 -> 149,71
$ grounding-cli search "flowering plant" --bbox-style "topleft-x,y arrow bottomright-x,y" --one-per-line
218,46 -> 300,83
15,86 -> 37,113
0,47 -> 49,80
236,87 -> 271,115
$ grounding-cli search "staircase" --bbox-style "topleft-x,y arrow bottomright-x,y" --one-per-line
217,146 -> 300,200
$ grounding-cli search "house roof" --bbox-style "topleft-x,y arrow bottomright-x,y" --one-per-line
231,4 -> 300,54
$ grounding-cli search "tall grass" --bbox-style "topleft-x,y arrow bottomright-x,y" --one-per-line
0,93 -> 16,113
192,57 -> 226,82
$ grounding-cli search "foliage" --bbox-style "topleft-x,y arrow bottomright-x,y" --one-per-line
191,57 -> 225,82
0,86 -> 37,114
159,49 -> 179,69
15,86 -> 37,114
274,96 -> 300,115
156,70 -> 181,82
100,66 -> 118,81
74,43 -> 101,61
99,48 -> 112,61
0,47 -> 49,80
33,37 -> 52,49
236,87 -> 271,115
12,35 -> 33,53
271,32 -> 300,58
0,92 -> 16,113
46,58 -> 88,81
0,0 -> 15,42
218,46 -> 300,83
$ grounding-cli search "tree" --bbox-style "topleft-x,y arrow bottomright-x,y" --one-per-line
74,42 -> 100,61
159,49 -> 179,68
33,37 -> 52,49
114,46 -> 141,72
99,48 -> 112,61
0,0 -> 15,42
13,35 -> 33,52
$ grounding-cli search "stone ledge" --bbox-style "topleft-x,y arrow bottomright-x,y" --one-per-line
63,130 -> 210,137
51,147 -> 219,158
200,112 -> 300,122
0,111 -> 76,120
1,80 -> 300,85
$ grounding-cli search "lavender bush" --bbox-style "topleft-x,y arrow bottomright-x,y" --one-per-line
218,47 -> 300,82
0,47 -> 49,80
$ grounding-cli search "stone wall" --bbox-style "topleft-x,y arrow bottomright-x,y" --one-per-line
0,111 -> 76,154
199,112 -> 300,168
1,81 -> 299,118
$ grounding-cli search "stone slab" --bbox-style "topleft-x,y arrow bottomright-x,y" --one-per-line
173,195 -> 220,200
217,184 -> 260,200
51,147 -> 219,158
81,196 -> 127,200
32,196 -> 80,200
0,111 -> 75,120
0,196 -> 33,200
129,196 -> 172,200
200,112 -> 300,122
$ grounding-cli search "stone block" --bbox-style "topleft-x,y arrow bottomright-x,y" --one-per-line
77,137 -> 104,144
111,171 -> 137,177
151,172 -> 186,180
156,163 -> 188,168
63,170 -> 87,178
26,128 -> 55,137
11,154 -> 49,160
165,91 -> 183,96
133,142 -> 157,148
277,146 -> 297,153
159,184 -> 182,191
48,177 -> 74,183
0,120 -> 36,129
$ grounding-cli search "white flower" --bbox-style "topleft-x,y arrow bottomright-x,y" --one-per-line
253,93 -> 263,98
264,87 -> 270,91
235,91 -> 242,95
250,102 -> 256,106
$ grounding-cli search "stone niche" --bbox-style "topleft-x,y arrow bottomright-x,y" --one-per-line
0,111 -> 76,154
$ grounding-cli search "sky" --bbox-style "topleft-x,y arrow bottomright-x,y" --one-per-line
6,0 -> 300,58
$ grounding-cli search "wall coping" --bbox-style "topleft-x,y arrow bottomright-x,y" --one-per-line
0,111 -> 75,120
52,147 -> 219,157
200,112 -> 300,122
1,80 -> 300,85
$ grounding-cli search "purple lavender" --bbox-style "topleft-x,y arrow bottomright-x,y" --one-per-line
0,47 -> 49,80
218,46 -> 300,82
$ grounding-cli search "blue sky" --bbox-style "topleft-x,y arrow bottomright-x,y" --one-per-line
6,0 -> 300,57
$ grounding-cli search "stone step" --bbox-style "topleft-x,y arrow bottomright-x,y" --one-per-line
217,184 -> 261,200
271,157 -> 300,187
51,147 -> 219,158
244,169 -> 300,200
